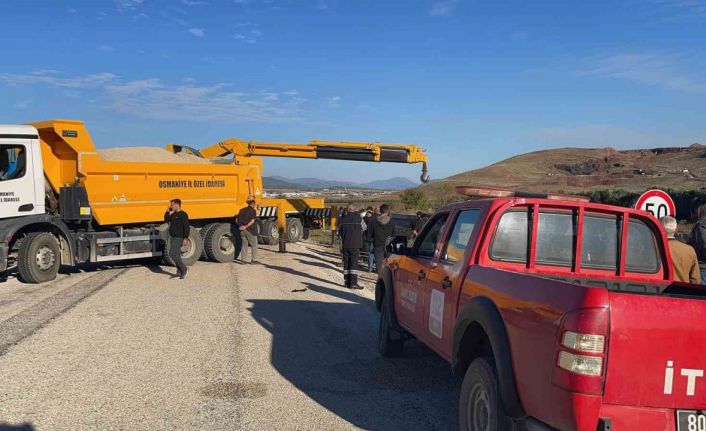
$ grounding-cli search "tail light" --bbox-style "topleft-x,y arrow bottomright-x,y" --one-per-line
552,308 -> 610,395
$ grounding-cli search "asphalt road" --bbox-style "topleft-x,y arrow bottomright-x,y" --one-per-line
0,242 -> 459,431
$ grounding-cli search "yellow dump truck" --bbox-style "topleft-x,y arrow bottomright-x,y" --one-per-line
0,119 -> 428,283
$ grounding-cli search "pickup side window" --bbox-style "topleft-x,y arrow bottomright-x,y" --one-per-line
490,210 -> 529,263
626,219 -> 660,273
536,212 -> 573,267
416,214 -> 449,259
442,209 -> 480,263
581,215 -> 618,270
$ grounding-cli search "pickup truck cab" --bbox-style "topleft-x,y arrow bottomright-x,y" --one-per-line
375,188 -> 706,431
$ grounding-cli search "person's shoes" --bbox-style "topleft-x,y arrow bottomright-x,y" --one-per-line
180,267 -> 188,279
351,284 -> 364,290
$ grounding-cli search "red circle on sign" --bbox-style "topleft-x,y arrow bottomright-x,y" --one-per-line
635,189 -> 676,218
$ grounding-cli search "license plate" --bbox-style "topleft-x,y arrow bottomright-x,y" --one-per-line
677,410 -> 706,431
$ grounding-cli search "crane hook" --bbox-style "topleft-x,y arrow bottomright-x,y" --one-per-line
420,163 -> 430,183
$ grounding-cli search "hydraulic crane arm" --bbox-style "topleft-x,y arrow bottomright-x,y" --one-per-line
179,138 -> 430,183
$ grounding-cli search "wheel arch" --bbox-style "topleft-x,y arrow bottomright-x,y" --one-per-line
376,266 -> 404,332
452,296 -> 525,419
0,215 -> 76,266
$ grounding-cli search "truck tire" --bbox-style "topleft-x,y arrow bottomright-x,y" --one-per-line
459,357 -> 511,431
163,227 -> 203,267
204,223 -> 236,263
18,232 -> 61,284
378,295 -> 404,357
261,219 -> 279,245
286,218 -> 304,242
199,223 -> 220,260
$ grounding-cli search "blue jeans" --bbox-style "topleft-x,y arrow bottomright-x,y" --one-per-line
367,242 -> 375,272
701,270 -> 706,285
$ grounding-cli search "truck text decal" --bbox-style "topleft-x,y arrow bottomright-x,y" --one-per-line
0,191 -> 19,202
158,180 -> 226,188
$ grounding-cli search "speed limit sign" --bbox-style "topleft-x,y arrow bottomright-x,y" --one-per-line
635,189 -> 676,219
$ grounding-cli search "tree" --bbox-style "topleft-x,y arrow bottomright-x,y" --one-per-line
399,189 -> 430,211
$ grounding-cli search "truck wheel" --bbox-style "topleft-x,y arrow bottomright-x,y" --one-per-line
378,296 -> 404,357
199,223 -> 219,260
163,228 -> 203,267
286,218 -> 304,242
18,232 -> 61,283
459,357 -> 511,431
261,220 -> 279,245
204,223 -> 236,262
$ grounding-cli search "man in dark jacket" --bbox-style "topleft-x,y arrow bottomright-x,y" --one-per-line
164,198 -> 190,279
369,203 -> 394,276
411,211 -> 428,238
236,196 -> 259,264
687,204 -> 706,284
363,207 -> 375,272
338,204 -> 364,289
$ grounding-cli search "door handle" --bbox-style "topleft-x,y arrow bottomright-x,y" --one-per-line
442,277 -> 452,289
417,269 -> 426,280
18,203 -> 34,212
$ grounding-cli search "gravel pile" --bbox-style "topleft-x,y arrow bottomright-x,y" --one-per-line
98,147 -> 210,164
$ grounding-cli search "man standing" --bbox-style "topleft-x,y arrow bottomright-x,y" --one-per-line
370,203 -> 394,276
164,198 -> 190,279
661,216 -> 700,284
338,204 -> 363,289
237,196 -> 259,264
363,207 -> 375,272
687,204 -> 706,284
411,211 -> 428,239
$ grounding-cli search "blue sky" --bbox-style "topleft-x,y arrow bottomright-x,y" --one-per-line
1,0 -> 705,183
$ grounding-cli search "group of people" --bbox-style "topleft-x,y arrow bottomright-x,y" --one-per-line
338,204 -> 395,289
660,204 -> 706,285
163,196 -> 261,279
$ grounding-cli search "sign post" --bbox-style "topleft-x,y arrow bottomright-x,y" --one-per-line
635,189 -> 676,219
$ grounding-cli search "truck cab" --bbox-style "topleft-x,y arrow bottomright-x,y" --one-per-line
376,187 -> 706,431
0,126 -> 44,219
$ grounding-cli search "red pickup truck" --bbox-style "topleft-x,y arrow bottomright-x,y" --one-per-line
375,188 -> 706,431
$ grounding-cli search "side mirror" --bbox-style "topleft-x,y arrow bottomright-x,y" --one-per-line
386,235 -> 410,256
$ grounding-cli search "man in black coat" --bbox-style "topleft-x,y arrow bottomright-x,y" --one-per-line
164,198 -> 190,279
688,203 -> 706,284
338,204 -> 364,289
369,203 -> 394,276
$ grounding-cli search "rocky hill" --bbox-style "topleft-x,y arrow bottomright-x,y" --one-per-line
420,143 -> 706,198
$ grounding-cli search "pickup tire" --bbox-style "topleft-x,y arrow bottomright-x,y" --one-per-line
204,223 -> 236,262
459,357 -> 511,431
17,232 -> 61,283
378,295 -> 404,357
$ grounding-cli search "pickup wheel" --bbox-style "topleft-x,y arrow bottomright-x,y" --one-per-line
459,357 -> 511,431
18,232 -> 61,284
378,296 -> 404,357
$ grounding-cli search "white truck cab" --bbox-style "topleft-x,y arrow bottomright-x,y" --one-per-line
0,125 -> 45,219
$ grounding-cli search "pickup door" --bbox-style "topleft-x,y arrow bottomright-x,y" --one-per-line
393,212 -> 450,336
424,208 -> 482,354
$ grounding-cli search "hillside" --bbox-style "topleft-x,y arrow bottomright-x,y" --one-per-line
265,176 -> 418,190
419,144 -> 706,200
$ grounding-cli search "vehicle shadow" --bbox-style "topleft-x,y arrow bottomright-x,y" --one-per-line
0,423 -> 35,431
246,282 -> 460,431
259,262 -> 342,288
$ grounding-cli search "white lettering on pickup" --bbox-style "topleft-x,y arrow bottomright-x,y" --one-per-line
664,361 -> 705,396
399,287 -> 417,313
